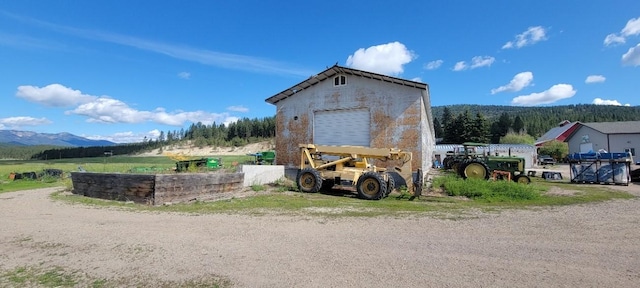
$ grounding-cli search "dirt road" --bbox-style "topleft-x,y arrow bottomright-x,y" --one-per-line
1,186 -> 640,287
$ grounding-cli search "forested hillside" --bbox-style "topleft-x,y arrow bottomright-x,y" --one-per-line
431,104 -> 640,138
0,117 -> 275,160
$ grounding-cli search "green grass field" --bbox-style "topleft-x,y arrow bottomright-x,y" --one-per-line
0,155 -> 253,193
1,157 -> 636,217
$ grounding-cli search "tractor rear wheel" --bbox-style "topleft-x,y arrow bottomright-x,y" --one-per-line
296,167 -> 322,193
451,161 -> 460,174
457,159 -> 469,177
514,175 -> 531,184
462,160 -> 490,180
357,172 -> 387,200
443,157 -> 452,169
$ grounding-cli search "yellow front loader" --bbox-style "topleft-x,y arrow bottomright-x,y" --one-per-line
296,144 -> 422,200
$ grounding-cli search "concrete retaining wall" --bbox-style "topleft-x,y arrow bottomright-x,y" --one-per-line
241,165 -> 285,186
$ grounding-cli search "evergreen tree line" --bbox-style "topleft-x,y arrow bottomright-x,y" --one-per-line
432,104 -> 640,137
0,117 -> 276,160
0,144 -> 62,160
181,116 -> 276,148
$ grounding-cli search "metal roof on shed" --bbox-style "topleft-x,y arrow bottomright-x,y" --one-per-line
264,65 -> 428,105
580,121 -> 640,134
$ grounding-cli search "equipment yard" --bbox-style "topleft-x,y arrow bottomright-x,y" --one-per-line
1,181 -> 640,287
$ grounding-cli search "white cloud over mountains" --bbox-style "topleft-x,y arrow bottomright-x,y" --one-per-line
0,116 -> 52,129
16,84 -> 95,107
592,98 -> 631,106
491,72 -> 533,94
502,26 -> 548,49
346,42 -> 416,76
14,84 -> 241,128
511,84 -> 576,106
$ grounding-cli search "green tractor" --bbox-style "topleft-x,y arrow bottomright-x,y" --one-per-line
455,143 -> 531,184
442,145 -> 483,172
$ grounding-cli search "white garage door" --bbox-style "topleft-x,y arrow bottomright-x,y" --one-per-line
314,109 -> 370,146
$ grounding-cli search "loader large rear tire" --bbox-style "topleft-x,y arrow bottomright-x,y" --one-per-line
357,172 -> 387,200
296,167 -> 322,193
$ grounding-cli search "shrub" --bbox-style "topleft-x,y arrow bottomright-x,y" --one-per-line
433,175 -> 540,202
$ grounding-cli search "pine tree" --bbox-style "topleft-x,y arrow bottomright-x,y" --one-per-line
513,115 -> 525,134
470,112 -> 489,143
433,117 -> 443,139
490,112 -> 512,143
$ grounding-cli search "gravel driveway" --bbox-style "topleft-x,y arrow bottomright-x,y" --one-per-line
1,185 -> 640,287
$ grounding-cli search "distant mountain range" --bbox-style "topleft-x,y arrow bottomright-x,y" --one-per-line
0,130 -> 116,147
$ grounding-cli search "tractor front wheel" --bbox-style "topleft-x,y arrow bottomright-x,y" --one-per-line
296,167 -> 323,193
514,175 -> 531,184
357,172 -> 387,200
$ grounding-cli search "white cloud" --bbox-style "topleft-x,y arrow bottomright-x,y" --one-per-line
0,116 -> 52,129
9,14 -> 315,77
452,56 -> 495,71
502,26 -> 548,49
16,84 -> 96,107
452,61 -> 467,71
424,60 -> 443,70
227,105 -> 249,113
470,56 -> 495,69
410,77 -> 423,83
511,84 -> 576,106
622,17 -> 640,37
622,43 -> 640,66
14,83 -> 240,127
178,72 -> 190,79
345,42 -> 416,76
491,71 -> 533,94
604,17 -> 640,46
68,98 -> 235,126
84,130 -> 163,143
585,75 -> 606,84
604,34 -> 626,46
592,98 -> 630,106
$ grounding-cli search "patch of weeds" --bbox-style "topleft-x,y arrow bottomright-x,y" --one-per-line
0,265 -> 232,287
250,184 -> 265,192
434,174 -> 540,202
1,266 -> 77,287
37,267 -> 77,287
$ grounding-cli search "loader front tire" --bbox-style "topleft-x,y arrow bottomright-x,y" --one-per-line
384,172 -> 395,197
297,167 -> 322,193
357,172 -> 387,200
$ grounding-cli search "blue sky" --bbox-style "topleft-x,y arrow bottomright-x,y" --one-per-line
1,1 -> 639,143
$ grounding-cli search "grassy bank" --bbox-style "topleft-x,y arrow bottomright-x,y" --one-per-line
49,175 -> 634,218
0,155 -> 252,194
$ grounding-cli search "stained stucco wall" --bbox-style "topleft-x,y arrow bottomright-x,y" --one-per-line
607,134 -> 640,156
274,75 -> 434,175
567,126 -> 608,153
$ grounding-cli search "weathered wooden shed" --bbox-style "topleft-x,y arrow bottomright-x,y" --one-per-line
265,65 -> 435,177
